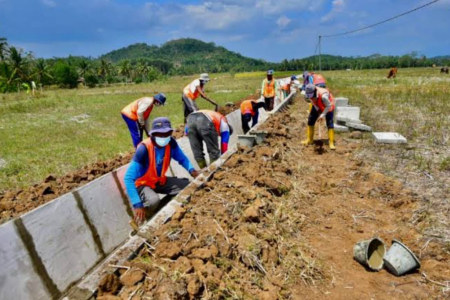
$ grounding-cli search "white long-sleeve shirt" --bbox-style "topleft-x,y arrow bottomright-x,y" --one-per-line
136,97 -> 154,125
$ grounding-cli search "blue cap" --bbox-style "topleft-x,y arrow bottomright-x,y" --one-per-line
291,75 -> 297,80
267,70 -> 274,75
150,117 -> 173,135
153,93 -> 166,105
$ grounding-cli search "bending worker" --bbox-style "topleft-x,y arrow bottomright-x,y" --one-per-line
302,84 -> 336,150
182,73 -> 218,123
186,110 -> 232,168
310,72 -> 327,88
261,70 -> 279,111
280,75 -> 299,100
240,99 -> 266,134
121,93 -> 166,148
124,117 -> 199,224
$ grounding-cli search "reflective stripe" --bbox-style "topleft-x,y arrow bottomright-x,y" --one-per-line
135,139 -> 171,189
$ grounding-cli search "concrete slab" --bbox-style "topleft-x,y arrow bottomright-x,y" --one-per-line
334,124 -> 349,132
336,106 -> 360,121
347,122 -> 372,132
372,132 -> 407,144
0,221 -> 52,300
21,193 -> 101,292
336,116 -> 362,125
335,97 -> 349,107
76,173 -> 132,254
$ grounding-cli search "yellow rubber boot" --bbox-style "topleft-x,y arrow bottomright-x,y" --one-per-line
302,126 -> 315,146
328,128 -> 336,150
306,103 -> 313,114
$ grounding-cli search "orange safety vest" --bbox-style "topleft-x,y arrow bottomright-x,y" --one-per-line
312,87 -> 335,113
121,98 -> 153,121
240,100 -> 255,116
198,110 -> 227,135
313,74 -> 326,86
263,79 -> 275,98
135,139 -> 171,189
183,80 -> 202,100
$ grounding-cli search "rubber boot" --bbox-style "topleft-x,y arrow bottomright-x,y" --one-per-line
197,159 -> 207,169
301,126 -> 315,146
306,103 -> 313,114
328,128 -> 336,150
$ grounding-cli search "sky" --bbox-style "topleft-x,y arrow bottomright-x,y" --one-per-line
1,0 -> 449,62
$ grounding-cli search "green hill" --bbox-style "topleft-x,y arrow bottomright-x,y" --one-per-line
99,38 -> 272,74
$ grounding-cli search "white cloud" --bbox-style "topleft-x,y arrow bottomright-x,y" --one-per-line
41,0 -> 56,7
321,0 -> 346,22
276,16 -> 292,29
183,2 -> 249,30
256,0 -> 325,14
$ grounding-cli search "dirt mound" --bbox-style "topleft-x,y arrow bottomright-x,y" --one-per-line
0,152 -> 132,224
97,99 -> 449,299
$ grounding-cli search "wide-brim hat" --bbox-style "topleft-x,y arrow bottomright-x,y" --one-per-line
150,117 -> 173,135
305,84 -> 316,99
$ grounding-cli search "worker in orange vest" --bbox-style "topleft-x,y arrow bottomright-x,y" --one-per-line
280,75 -> 299,100
186,110 -> 233,168
121,93 -> 166,148
302,84 -> 336,150
124,117 -> 200,224
182,73 -> 218,123
261,70 -> 279,111
309,72 -> 327,88
240,99 -> 266,134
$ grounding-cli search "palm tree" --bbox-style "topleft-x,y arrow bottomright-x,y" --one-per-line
0,37 -> 9,61
117,60 -> 132,82
97,59 -> 112,81
8,47 -> 29,84
78,60 -> 91,79
136,59 -> 150,81
33,58 -> 53,85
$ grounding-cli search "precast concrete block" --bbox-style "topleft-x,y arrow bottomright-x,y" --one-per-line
335,97 -> 349,107
76,173 -> 132,253
0,221 -> 52,300
372,132 -> 407,144
115,164 -> 130,194
336,106 -> 360,121
334,124 -> 349,132
21,193 -> 101,292
336,116 -> 362,125
347,122 -> 372,132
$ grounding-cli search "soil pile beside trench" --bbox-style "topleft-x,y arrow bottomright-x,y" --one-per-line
97,99 -> 450,300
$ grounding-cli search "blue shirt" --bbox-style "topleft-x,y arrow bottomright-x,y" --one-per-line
124,138 -> 195,208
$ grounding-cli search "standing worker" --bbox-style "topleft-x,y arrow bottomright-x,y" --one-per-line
121,93 -> 166,148
261,70 -> 279,111
301,84 -> 336,150
186,110 -> 232,168
124,117 -> 200,224
240,99 -> 266,134
182,73 -> 218,123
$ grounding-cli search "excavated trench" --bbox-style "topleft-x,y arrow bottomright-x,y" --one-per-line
93,99 -> 450,300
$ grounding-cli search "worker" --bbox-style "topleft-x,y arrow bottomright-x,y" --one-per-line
280,75 -> 299,100
301,71 -> 312,91
121,93 -> 166,148
124,117 -> 200,224
186,110 -> 233,168
310,72 -> 327,88
182,73 -> 218,123
301,84 -> 336,150
261,70 -> 279,111
240,99 -> 266,134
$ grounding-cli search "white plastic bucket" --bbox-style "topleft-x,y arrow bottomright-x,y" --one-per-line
384,240 -> 421,276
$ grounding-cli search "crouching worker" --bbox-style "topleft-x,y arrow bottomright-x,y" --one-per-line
186,110 -> 232,168
121,93 -> 166,148
240,99 -> 266,134
124,117 -> 200,224
302,84 -> 336,150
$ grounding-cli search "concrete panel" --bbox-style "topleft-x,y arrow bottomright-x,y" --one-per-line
336,116 -> 362,125
21,193 -> 101,292
372,132 -> 407,144
347,122 -> 372,132
334,124 -> 349,132
115,164 -> 130,194
335,97 -> 349,107
336,106 -> 360,121
0,221 -> 51,300
76,173 -> 132,253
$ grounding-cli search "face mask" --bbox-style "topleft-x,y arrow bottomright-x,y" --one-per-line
155,136 -> 171,147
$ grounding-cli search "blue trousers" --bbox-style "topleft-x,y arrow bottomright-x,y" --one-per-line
308,107 -> 334,129
122,114 -> 143,148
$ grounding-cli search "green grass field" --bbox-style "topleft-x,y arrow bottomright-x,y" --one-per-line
1,68 -> 449,193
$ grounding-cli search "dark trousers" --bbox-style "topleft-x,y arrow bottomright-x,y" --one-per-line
187,112 -> 220,164
182,94 -> 198,123
122,114 -> 143,148
264,97 -> 275,111
241,102 -> 265,134
138,177 -> 190,215
308,106 -> 334,129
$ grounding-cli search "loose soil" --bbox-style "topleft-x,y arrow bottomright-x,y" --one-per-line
0,153 -> 132,224
97,99 -> 450,299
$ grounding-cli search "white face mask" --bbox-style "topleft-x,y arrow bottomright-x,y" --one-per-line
155,136 -> 171,147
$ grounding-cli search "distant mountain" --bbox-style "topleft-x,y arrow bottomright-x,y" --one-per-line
99,38 -> 272,74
